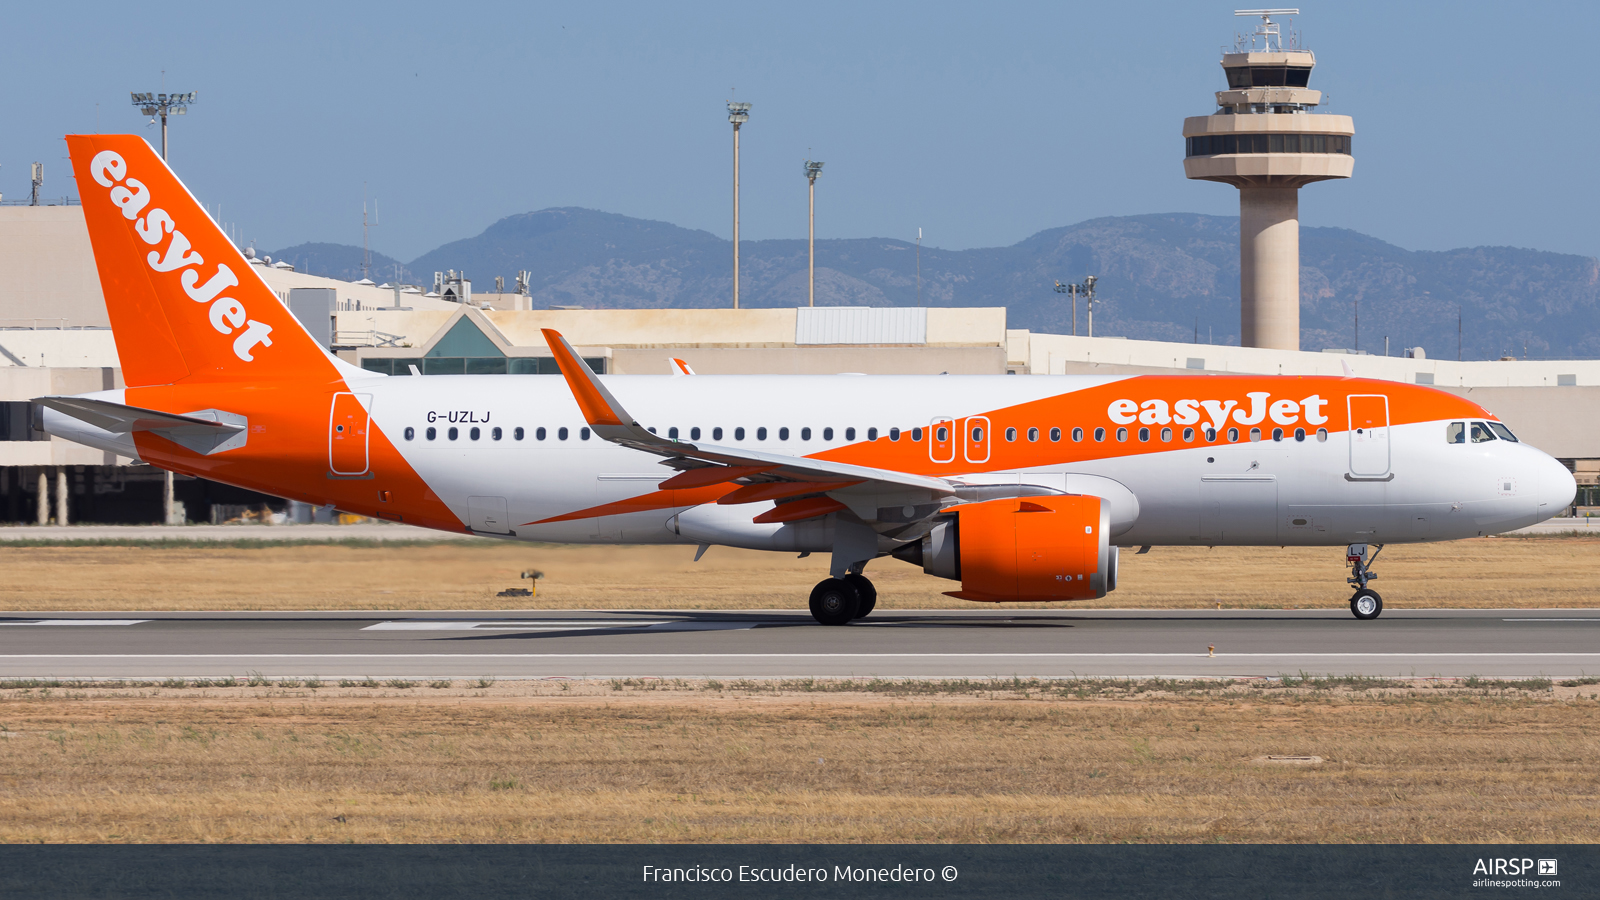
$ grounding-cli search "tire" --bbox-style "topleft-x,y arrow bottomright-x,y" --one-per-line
1350,588 -> 1383,620
809,578 -> 861,626
844,574 -> 877,618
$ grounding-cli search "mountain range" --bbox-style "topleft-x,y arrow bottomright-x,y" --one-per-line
267,209 -> 1600,360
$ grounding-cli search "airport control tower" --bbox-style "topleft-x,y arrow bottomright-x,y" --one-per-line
1184,9 -> 1353,351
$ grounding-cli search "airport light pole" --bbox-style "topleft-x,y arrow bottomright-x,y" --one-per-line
728,101 -> 751,309
804,159 -> 824,307
130,91 -> 197,160
1054,275 -> 1097,337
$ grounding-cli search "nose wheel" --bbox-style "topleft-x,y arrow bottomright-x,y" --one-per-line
1346,543 -> 1385,620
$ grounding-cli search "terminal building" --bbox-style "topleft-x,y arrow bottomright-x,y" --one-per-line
3,10 -> 1599,524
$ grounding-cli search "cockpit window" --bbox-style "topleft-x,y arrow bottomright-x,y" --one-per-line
1470,421 -> 1497,443
1446,422 -> 1465,444
1488,422 -> 1519,442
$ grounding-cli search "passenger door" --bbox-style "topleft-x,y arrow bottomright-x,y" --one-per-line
1347,394 -> 1391,477
328,393 -> 371,476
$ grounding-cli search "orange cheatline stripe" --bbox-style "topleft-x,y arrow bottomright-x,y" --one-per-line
751,496 -> 847,524
659,465 -> 775,490
525,483 -> 734,526
540,328 -> 623,427
717,480 -> 863,506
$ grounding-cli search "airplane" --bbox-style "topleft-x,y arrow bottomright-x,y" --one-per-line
37,135 -> 1576,624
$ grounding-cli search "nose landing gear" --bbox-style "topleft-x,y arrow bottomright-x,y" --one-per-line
1347,543 -> 1384,620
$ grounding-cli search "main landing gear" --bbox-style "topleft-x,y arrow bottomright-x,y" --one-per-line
808,571 -> 877,626
1346,543 -> 1384,620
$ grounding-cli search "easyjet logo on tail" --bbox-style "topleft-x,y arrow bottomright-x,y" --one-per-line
88,150 -> 273,362
1108,392 -> 1331,430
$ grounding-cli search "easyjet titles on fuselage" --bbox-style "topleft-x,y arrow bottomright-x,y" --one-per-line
1107,392 -> 1331,431
86,149 -> 274,363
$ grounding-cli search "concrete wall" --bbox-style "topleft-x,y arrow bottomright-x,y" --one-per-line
0,207 -> 106,328
609,346 -> 1005,376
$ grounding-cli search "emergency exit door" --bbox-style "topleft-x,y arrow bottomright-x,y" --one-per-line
329,393 -> 371,476
1347,394 -> 1390,477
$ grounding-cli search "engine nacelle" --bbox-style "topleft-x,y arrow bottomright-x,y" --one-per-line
893,495 -> 1117,602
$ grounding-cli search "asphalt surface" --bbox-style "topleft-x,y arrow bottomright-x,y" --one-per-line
1,608 -> 1597,680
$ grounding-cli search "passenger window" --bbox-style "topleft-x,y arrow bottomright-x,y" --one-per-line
1204,427 -> 1216,442
1005,427 -> 1017,442
1160,427 -> 1172,442
734,427 -> 745,440
1068,427 -> 1079,442
1446,422 -> 1465,444
668,427 -> 679,439
846,427 -> 857,441
1227,427 -> 1240,442
757,427 -> 767,441
558,427 -> 569,440
714,427 -> 724,440
802,427 -> 812,441
515,427 -> 525,440
1115,427 -> 1127,442
580,427 -> 591,440
426,426 -> 437,440
1249,428 -> 1262,442
1137,427 -> 1149,442
1488,422 -> 1519,442
1316,428 -> 1328,442
1028,427 -> 1039,442
1094,427 -> 1105,442
691,427 -> 702,440
868,427 -> 879,440
1271,427 -> 1282,442
889,428 -> 900,441
1471,422 -> 1496,443
968,426 -> 980,442
404,427 -> 415,441
824,427 -> 834,441
448,427 -> 459,440
470,427 -> 480,440
492,427 -> 502,441
778,427 -> 789,440
934,426 -> 946,442
1293,427 -> 1305,442
911,427 -> 923,442
1182,427 -> 1194,442
535,427 -> 545,440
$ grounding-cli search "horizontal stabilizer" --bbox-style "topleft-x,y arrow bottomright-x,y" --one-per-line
35,395 -> 247,456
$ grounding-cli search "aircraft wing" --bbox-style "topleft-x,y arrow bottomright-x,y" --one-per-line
541,328 -> 955,498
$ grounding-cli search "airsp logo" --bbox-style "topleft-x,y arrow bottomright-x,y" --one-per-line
88,149 -> 274,363
1472,858 -> 1553,876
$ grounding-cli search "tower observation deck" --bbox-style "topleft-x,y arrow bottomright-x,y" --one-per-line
1183,9 -> 1353,351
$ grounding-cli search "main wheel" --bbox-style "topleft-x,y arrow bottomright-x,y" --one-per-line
809,578 -> 861,626
1350,588 -> 1383,620
844,574 -> 877,618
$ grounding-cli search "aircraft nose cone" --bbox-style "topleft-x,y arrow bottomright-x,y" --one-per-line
1536,454 -> 1577,522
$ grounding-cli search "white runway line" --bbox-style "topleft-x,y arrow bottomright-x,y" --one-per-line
361,621 -> 755,632
1502,618 -> 1600,622
0,620 -> 150,627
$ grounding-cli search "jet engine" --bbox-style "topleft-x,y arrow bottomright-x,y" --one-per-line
892,495 -> 1117,602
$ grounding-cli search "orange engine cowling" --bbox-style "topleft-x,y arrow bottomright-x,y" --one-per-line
894,495 -> 1117,602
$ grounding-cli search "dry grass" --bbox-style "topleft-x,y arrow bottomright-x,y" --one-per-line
0,536 -> 1597,612
0,683 -> 1596,843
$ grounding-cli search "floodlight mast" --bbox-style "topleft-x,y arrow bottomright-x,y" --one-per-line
129,90 -> 197,160
804,159 -> 824,307
728,101 -> 751,309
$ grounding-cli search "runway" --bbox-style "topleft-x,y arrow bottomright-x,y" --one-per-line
1,608 -> 1597,680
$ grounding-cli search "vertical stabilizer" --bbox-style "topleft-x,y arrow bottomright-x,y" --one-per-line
65,135 -> 339,386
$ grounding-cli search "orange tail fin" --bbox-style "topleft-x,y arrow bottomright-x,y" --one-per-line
65,135 -> 339,387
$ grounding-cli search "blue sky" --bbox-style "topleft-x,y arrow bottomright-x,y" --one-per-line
6,1 -> 1597,262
